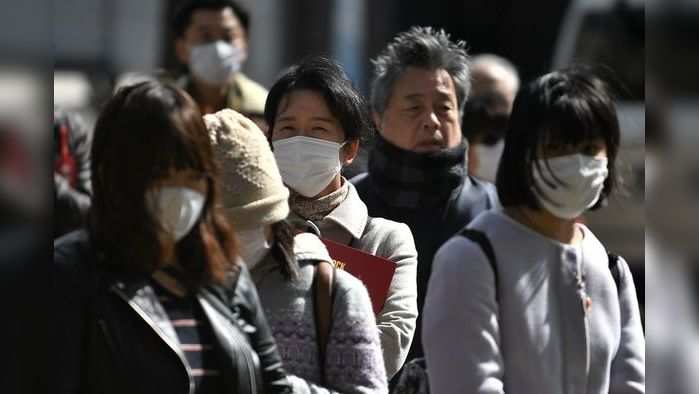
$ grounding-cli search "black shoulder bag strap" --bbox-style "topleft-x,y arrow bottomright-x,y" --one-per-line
461,229 -> 624,300
459,228 -> 499,302
607,252 -> 622,294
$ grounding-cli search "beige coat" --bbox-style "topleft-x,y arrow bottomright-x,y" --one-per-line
292,182 -> 418,378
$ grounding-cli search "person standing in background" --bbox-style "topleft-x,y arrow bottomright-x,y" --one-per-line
171,0 -> 269,130
464,54 -> 520,183
470,54 -> 520,112
461,92 -> 510,183
54,109 -> 91,239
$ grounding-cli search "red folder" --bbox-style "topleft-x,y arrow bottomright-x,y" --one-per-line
321,238 -> 397,315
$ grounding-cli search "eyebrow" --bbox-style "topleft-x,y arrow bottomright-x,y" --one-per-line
276,115 -> 336,123
310,116 -> 335,123
276,115 -> 294,123
403,93 -> 424,101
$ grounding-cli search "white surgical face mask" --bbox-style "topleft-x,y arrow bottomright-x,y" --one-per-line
272,136 -> 344,198
236,227 -> 271,269
533,154 -> 609,220
147,187 -> 206,241
189,41 -> 244,85
472,140 -> 505,183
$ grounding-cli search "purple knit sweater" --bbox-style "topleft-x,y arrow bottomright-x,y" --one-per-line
251,245 -> 388,393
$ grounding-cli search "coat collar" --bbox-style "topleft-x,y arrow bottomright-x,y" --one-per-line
292,181 -> 368,241
323,182 -> 369,240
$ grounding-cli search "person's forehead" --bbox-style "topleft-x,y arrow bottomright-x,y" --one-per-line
189,7 -> 240,30
277,90 -> 334,118
392,67 -> 456,98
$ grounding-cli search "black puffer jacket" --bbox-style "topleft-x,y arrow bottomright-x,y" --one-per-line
54,230 -> 292,394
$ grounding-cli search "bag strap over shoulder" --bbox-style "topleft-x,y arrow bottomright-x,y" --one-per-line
459,228 -> 499,302
607,252 -> 622,293
460,229 -> 625,300
313,260 -> 336,384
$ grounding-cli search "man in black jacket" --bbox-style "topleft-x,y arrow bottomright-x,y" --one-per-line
351,26 -> 499,361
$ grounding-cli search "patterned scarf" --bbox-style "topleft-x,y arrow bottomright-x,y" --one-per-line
289,178 -> 350,221
368,133 -> 467,210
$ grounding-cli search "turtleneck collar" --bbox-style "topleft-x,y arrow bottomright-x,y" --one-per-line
289,177 -> 350,221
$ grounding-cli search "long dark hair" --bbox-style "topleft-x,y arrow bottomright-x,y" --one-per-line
89,80 -> 238,289
270,220 -> 299,281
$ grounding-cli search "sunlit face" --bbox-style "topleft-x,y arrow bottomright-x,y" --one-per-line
375,67 -> 462,153
175,7 -> 248,65
271,89 -> 347,144
270,89 -> 359,198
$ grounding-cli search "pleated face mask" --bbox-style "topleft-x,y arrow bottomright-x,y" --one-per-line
533,154 -> 609,219
272,136 -> 344,198
147,186 -> 206,241
189,40 -> 244,85
236,227 -> 272,269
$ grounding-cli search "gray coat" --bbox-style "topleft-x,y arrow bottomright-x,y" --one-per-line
423,210 -> 645,394
295,182 -> 419,379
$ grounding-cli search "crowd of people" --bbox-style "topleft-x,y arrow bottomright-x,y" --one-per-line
53,1 -> 645,393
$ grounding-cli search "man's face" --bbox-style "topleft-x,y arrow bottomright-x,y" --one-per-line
175,7 -> 248,66
375,67 -> 462,153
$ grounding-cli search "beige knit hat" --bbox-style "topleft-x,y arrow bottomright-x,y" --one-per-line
204,109 -> 290,230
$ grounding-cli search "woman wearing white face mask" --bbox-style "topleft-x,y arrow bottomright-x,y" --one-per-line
53,81 -> 293,393
205,108 -> 388,393
423,69 -> 645,394
265,57 -> 418,380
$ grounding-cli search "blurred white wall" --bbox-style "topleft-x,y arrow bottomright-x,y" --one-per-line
238,0 -> 284,88
54,0 -> 165,73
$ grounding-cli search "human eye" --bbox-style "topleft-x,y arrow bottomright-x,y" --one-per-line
542,141 -> 567,157
274,125 -> 296,138
403,105 -> 421,116
437,103 -> 453,113
582,141 -> 606,156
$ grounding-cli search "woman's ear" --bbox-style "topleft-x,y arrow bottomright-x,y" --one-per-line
341,140 -> 360,166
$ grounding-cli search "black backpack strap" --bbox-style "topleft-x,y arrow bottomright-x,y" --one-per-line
459,228 -> 499,302
607,252 -> 622,293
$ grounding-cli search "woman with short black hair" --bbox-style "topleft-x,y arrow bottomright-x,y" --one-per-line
423,68 -> 645,393
265,56 -> 418,380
